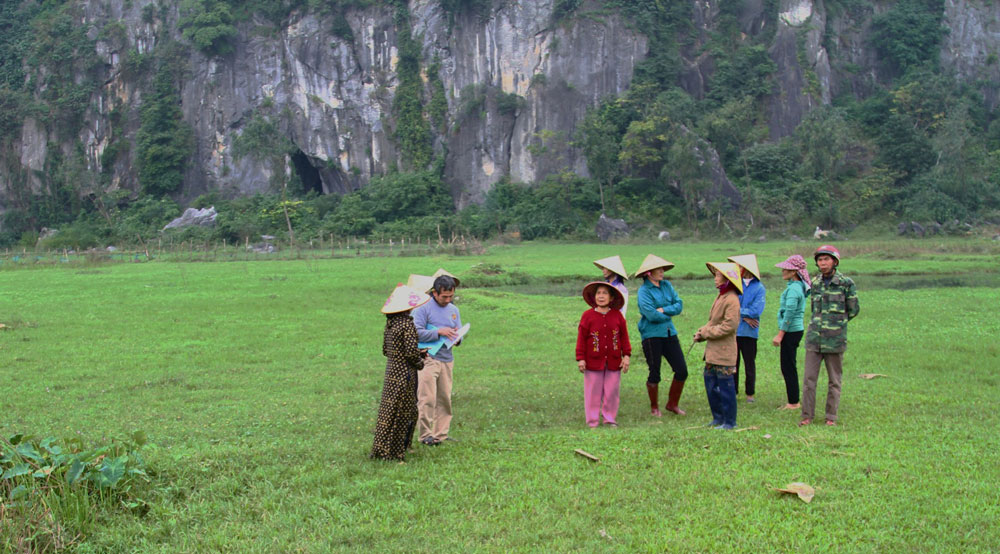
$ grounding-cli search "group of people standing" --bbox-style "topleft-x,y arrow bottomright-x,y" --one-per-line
371,269 -> 463,462
371,245 -> 860,462
576,245 -> 859,431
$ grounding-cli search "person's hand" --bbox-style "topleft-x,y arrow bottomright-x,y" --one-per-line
656,307 -> 665,314
693,331 -> 704,342
621,355 -> 630,373
743,317 -> 759,329
577,360 -> 586,373
772,330 -> 785,347
437,327 -> 457,339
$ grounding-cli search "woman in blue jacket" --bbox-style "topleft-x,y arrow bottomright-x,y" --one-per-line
635,254 -> 688,416
728,254 -> 765,402
771,255 -> 810,410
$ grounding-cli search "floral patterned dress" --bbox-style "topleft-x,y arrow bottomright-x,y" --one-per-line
370,312 -> 425,461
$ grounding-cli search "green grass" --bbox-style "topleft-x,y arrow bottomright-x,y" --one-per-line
1,239 -> 998,551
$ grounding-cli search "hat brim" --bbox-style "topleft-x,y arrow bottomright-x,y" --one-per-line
432,268 -> 461,287
382,284 -> 431,313
406,274 -> 435,293
634,254 -> 675,279
593,256 -> 629,281
706,262 -> 743,293
727,254 -> 761,280
582,281 -> 625,311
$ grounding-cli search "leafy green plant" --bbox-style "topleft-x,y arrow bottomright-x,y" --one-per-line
496,92 -> 523,116
36,220 -> 102,250
114,196 -> 182,241
1,432 -> 151,552
427,60 -> 449,131
179,0 -> 238,56
137,48 -> 196,197
869,0 -> 947,74
550,0 -> 582,24
391,6 -> 434,169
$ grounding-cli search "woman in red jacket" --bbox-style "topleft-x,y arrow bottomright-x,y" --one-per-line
576,282 -> 631,427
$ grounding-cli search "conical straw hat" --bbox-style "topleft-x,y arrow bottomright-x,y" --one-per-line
432,268 -> 461,287
634,254 -> 675,278
406,274 -> 435,293
706,262 -> 743,293
727,254 -> 761,280
593,255 -> 628,281
582,281 -> 626,311
381,283 -> 431,314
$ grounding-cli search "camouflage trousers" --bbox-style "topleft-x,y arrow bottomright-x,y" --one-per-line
802,351 -> 844,422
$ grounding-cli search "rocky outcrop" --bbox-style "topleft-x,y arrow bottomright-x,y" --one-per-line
595,214 -> 629,242
767,0 -> 830,139
417,1 -> 648,206
942,0 -> 1000,111
163,206 -> 218,230
58,0 -> 646,209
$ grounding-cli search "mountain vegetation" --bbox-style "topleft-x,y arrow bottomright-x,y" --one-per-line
0,0 -> 997,248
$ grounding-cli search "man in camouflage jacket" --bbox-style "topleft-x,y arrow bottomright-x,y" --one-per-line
801,245 -> 859,426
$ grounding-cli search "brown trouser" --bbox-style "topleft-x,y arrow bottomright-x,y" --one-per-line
802,350 -> 844,422
417,358 -> 453,440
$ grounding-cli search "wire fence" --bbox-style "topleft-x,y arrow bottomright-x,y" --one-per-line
0,235 -> 488,268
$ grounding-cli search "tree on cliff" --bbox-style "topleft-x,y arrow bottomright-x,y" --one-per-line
137,52 -> 195,198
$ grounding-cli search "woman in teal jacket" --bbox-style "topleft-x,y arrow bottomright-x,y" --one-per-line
635,254 -> 688,417
771,255 -> 810,410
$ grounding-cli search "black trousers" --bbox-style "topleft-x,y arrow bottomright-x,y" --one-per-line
735,336 -> 758,396
779,330 -> 803,404
641,335 -> 688,384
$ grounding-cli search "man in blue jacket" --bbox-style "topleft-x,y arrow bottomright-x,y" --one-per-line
413,273 -> 462,445
728,254 -> 765,403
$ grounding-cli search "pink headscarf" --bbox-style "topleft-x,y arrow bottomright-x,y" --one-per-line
776,255 -> 811,291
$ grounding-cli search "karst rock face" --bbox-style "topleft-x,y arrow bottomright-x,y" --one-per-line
3,0 -> 998,213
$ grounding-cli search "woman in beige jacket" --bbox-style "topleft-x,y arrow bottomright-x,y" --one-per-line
693,263 -> 743,430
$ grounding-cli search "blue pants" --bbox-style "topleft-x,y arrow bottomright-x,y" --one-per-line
704,371 -> 737,428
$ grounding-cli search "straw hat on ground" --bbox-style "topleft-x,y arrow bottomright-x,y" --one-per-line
381,284 -> 431,314
432,268 -> 461,287
582,281 -> 626,311
593,255 -> 628,281
406,274 -> 435,293
727,254 -> 761,280
634,254 -> 675,279
705,262 -> 743,293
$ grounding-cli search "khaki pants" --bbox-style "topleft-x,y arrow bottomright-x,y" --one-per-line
802,350 -> 844,422
418,358 -> 453,440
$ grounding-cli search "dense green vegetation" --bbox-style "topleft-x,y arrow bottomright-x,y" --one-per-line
1,240 -> 998,550
0,0 -> 998,249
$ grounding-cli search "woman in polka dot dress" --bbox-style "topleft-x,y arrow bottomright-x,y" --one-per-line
371,284 -> 430,462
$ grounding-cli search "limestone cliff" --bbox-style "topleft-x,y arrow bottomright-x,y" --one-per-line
5,0 -> 647,210
2,0 -> 998,215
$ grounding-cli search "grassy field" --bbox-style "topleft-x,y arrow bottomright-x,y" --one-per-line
2,239 -> 999,552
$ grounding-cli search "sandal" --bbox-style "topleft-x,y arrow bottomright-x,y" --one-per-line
798,418 -> 812,427
825,420 -> 837,426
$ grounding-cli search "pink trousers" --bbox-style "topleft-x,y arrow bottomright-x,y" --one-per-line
584,369 -> 621,427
